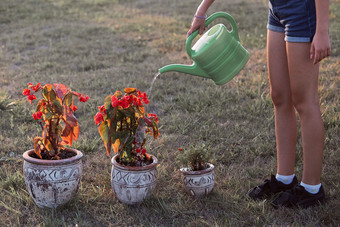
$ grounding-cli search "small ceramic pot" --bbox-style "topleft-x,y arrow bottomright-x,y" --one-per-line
180,163 -> 215,197
23,148 -> 83,208
111,154 -> 158,205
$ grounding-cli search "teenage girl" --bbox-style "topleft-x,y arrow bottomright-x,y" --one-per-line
187,0 -> 330,208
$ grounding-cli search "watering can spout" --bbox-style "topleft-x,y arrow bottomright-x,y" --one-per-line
159,63 -> 209,79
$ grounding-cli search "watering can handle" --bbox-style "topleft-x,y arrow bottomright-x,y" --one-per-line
186,12 -> 240,58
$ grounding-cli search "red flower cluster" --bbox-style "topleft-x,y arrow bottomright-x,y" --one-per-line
28,82 -> 42,92
94,112 -> 104,125
94,105 -> 106,125
71,105 -> 78,112
148,113 -> 159,123
111,95 -> 130,108
98,105 -> 106,114
110,90 -> 149,109
136,148 -> 147,155
79,95 -> 90,102
22,89 -> 31,96
32,111 -> 43,120
23,82 -> 90,120
23,83 -> 42,104
137,90 -> 149,104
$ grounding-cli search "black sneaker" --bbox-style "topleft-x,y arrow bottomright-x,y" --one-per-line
272,184 -> 325,208
248,175 -> 298,200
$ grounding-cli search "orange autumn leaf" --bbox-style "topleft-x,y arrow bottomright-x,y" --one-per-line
61,122 -> 79,146
124,87 -> 137,94
112,139 -> 120,154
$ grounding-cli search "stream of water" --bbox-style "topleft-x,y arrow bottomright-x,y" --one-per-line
147,72 -> 160,98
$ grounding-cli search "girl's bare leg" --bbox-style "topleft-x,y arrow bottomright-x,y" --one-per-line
286,42 -> 324,185
267,30 -> 297,175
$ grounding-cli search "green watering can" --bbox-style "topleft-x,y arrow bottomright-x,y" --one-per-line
159,12 -> 250,85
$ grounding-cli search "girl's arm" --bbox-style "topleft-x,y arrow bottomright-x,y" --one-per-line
187,0 -> 215,37
310,0 -> 331,65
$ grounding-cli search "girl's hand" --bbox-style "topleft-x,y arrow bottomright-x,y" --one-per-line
187,16 -> 206,38
310,31 -> 331,65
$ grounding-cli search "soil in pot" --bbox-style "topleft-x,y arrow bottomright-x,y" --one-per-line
116,154 -> 153,167
30,149 -> 77,160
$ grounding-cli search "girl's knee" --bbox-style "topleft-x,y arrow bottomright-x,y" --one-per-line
292,99 -> 320,115
270,90 -> 293,108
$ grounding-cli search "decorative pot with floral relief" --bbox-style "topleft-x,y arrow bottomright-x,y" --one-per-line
180,163 -> 215,197
111,154 -> 158,205
23,148 -> 83,208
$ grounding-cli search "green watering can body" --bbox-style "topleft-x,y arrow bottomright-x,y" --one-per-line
159,12 -> 250,85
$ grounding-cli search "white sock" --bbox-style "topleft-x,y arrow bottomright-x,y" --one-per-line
276,173 -> 295,185
300,182 -> 321,194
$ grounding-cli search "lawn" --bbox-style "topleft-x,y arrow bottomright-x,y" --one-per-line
0,0 -> 339,226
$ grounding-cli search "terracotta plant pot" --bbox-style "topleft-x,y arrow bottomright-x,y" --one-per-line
180,163 -> 215,197
111,154 -> 158,205
23,148 -> 83,208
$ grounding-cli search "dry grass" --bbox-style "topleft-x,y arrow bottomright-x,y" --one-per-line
0,0 -> 339,226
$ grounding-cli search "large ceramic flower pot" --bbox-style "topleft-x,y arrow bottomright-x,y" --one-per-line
111,154 -> 158,205
180,163 -> 215,197
23,148 -> 83,208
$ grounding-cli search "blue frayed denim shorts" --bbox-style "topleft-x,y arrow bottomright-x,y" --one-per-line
267,0 -> 316,42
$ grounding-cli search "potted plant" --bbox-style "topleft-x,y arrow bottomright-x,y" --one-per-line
22,82 -> 89,208
94,87 -> 160,205
178,144 -> 215,197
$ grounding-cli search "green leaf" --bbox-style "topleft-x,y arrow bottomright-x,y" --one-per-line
52,100 -> 62,114
44,111 -> 53,120
49,89 -> 57,102
104,95 -> 116,119
36,99 -> 44,112
104,95 -> 112,110
120,108 -> 134,119
125,136 -> 135,147
42,86 -> 50,100
117,130 -> 130,141
63,92 -> 73,107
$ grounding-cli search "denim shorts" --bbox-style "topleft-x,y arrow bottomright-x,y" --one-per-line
267,0 -> 316,42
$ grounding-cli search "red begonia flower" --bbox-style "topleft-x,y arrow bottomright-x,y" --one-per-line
142,148 -> 146,155
22,89 -> 31,96
94,112 -> 104,125
136,98 -> 142,107
148,113 -> 159,122
32,83 -> 42,92
79,95 -> 90,102
28,94 -> 37,104
111,96 -> 119,107
123,95 -> 132,104
71,105 -> 78,112
32,111 -> 43,120
98,105 -> 106,113
142,97 -> 149,105
118,99 -> 129,109
136,148 -> 141,153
